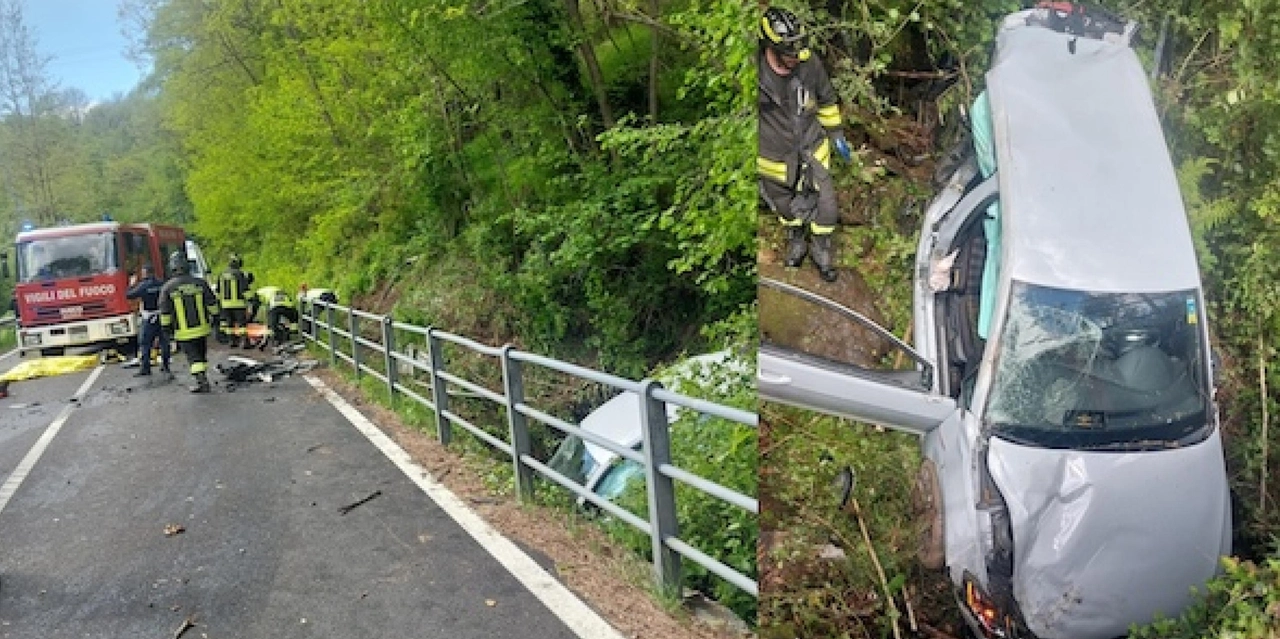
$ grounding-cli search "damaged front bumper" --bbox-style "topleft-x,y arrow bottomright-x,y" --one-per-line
984,433 -> 1230,639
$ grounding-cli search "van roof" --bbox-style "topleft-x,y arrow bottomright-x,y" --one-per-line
987,23 -> 1201,293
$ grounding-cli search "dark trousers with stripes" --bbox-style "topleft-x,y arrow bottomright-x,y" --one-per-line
177,337 -> 209,375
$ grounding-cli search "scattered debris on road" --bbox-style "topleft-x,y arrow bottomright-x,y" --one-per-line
172,614 -> 197,639
215,348 -> 319,390
163,524 -> 186,536
338,490 -> 382,515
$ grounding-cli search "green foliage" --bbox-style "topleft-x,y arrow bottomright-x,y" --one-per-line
1129,557 -> 1280,639
759,404 -> 929,638
602,346 -> 758,623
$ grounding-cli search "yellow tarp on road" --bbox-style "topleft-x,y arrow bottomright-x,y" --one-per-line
0,355 -> 100,383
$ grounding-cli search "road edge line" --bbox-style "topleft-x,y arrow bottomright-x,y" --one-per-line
0,365 -> 105,515
304,375 -> 628,639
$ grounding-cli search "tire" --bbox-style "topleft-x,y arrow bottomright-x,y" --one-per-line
914,459 -> 945,570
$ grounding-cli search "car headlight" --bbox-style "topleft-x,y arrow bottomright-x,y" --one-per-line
962,572 -> 1018,639
21,332 -> 40,346
109,319 -> 131,335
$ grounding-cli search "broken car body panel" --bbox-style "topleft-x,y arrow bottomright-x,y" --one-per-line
987,436 -> 1231,639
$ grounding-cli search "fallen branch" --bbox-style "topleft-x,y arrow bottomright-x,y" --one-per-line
849,496 -> 903,639
918,621 -> 962,639
1261,330 -> 1270,516
338,490 -> 383,515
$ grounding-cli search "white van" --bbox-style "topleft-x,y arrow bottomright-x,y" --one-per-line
759,6 -> 1229,639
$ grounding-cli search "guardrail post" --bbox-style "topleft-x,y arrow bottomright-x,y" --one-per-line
326,304 -> 336,366
307,301 -> 316,341
640,379 -> 681,598
501,345 -> 534,503
349,309 -> 361,379
427,328 -> 451,446
382,315 -> 397,407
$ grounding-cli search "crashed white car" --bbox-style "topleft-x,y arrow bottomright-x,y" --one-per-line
759,6 -> 1230,639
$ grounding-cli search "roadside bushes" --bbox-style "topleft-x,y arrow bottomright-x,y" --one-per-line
1129,557 -> 1280,639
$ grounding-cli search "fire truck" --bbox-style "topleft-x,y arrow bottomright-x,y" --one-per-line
10,222 -> 191,356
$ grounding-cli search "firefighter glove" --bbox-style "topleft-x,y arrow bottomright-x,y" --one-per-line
831,130 -> 852,162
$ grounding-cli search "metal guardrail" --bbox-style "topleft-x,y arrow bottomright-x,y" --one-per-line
299,299 -> 759,598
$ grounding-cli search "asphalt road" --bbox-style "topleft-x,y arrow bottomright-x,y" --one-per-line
0,345 -> 597,639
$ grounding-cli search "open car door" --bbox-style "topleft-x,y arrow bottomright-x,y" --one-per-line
758,278 -> 955,435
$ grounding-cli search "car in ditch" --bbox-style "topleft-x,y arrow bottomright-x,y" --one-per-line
548,350 -> 749,504
758,6 -> 1230,639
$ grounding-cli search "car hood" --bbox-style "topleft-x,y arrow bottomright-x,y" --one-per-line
987,433 -> 1229,639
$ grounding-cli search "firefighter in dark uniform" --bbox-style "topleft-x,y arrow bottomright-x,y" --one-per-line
758,7 -> 850,282
125,264 -> 171,377
248,285 -> 299,346
217,254 -> 253,347
160,251 -> 221,393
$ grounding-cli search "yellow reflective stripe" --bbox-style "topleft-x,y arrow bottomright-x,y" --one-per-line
814,138 -> 831,166
757,156 -> 788,182
818,104 -> 842,128
191,361 -> 207,374
761,17 -> 779,43
173,295 -> 189,329
779,216 -> 804,227
810,222 -> 836,234
798,48 -> 811,61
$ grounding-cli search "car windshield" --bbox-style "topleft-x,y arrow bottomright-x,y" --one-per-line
17,233 -> 118,283
547,435 -> 599,486
985,282 -> 1211,449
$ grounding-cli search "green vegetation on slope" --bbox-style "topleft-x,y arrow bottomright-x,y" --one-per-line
0,0 -> 756,376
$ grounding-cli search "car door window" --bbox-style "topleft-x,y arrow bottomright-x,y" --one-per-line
760,277 -> 931,390
758,278 -> 955,435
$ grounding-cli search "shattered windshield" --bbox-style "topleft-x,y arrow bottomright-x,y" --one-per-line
547,435 -> 598,485
985,282 -> 1211,449
17,233 -> 118,283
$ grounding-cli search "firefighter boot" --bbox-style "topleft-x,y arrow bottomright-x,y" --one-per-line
784,226 -> 808,268
810,233 -> 838,282
189,372 -> 211,394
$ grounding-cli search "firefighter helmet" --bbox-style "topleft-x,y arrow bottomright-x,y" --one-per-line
169,250 -> 189,275
760,7 -> 811,62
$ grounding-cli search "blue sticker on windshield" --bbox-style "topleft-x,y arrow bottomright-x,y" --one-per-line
1187,298 -> 1198,325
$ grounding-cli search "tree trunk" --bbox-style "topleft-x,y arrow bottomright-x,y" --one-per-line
563,0 -> 615,130
647,0 -> 659,122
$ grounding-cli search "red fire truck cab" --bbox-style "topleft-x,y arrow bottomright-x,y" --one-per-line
12,222 -> 189,355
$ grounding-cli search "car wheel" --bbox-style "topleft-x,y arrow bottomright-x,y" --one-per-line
914,458 -> 945,570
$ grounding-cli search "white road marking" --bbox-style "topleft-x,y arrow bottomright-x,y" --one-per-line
305,375 -> 627,639
0,365 -> 105,515
1,348 -> 16,362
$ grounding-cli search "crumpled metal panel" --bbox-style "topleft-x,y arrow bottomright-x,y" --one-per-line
987,433 -> 1229,639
